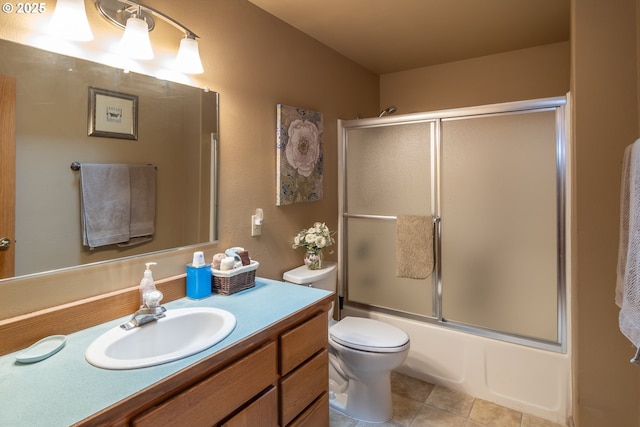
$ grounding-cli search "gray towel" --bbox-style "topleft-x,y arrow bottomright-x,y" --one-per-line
80,164 -> 130,248
128,164 -> 156,238
118,236 -> 153,247
396,215 -> 434,279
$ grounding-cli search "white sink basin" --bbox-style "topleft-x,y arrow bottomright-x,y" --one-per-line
85,307 -> 236,370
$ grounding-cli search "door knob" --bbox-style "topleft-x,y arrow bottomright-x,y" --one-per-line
0,237 -> 11,249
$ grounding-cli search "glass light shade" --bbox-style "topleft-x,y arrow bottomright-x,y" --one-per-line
47,0 -> 94,41
119,16 -> 154,60
175,37 -> 204,74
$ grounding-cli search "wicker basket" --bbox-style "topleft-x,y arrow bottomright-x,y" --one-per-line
211,260 -> 259,295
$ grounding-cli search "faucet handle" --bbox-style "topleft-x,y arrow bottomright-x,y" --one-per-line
143,290 -> 164,308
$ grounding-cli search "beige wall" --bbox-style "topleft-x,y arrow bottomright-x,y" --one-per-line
572,0 -> 640,426
380,41 -> 570,114
176,0 -> 380,280
0,0 -> 378,317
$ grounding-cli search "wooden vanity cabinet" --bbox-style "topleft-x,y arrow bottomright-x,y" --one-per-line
279,311 -> 329,426
77,299 -> 331,427
132,342 -> 278,427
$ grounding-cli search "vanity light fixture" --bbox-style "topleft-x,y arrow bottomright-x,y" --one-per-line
48,0 -> 94,41
96,0 -> 205,73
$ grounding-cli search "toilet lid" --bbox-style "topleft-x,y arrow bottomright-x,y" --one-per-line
330,317 -> 410,353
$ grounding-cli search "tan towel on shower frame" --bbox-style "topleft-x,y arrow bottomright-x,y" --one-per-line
396,215 -> 434,279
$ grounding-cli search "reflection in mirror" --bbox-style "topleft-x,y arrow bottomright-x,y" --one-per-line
0,38 -> 218,280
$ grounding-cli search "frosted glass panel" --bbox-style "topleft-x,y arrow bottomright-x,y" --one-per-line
346,218 -> 433,316
440,110 -> 558,341
344,121 -> 434,317
346,123 -> 432,215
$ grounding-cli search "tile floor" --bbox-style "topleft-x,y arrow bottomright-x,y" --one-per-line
329,372 -> 566,427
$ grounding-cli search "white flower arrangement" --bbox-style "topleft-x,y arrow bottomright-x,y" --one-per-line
292,222 -> 335,253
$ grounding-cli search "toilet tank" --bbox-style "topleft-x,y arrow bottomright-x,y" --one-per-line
283,261 -> 337,293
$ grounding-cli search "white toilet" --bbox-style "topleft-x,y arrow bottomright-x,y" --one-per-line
283,262 -> 410,423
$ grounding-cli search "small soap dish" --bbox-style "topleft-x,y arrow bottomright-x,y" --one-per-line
15,335 -> 66,364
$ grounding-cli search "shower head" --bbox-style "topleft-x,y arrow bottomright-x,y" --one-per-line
378,106 -> 397,117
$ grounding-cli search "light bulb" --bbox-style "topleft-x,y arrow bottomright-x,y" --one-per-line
175,36 -> 204,74
47,0 -> 94,41
119,16 -> 154,60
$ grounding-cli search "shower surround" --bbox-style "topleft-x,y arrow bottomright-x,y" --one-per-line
337,97 -> 571,424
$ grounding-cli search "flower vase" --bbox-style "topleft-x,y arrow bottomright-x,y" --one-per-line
304,249 -> 323,270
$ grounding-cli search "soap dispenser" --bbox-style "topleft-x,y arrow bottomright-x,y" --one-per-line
139,262 -> 161,307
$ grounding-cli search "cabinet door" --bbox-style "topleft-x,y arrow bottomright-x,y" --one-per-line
132,342 -> 277,427
222,387 -> 278,427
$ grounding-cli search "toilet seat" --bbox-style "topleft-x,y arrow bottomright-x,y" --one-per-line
330,317 -> 410,353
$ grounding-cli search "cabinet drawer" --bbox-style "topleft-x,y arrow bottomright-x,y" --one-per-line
280,311 -> 327,375
287,393 -> 329,427
221,387 -> 278,427
280,349 -> 328,426
132,341 -> 277,427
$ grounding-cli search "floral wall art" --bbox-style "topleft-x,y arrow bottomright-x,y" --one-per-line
276,104 -> 324,205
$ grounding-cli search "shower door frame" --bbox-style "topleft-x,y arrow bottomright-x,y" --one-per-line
338,96 -> 568,353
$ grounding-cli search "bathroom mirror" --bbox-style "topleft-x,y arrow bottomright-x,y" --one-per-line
0,38 -> 218,280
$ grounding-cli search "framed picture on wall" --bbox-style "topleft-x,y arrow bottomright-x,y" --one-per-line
276,104 -> 324,205
88,87 -> 138,140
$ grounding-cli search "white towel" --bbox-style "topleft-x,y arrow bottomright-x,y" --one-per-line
80,164 -> 130,248
127,164 -> 156,238
616,139 -> 640,348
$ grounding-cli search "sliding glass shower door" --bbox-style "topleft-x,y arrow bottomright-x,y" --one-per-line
339,98 -> 567,350
342,121 -> 435,317
440,110 -> 561,342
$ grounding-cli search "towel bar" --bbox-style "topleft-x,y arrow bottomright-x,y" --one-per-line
71,162 -> 157,171
343,213 -> 440,223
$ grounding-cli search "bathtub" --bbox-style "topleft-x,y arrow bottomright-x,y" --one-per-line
342,305 -> 571,425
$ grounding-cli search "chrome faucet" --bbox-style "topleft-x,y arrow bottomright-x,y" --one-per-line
120,289 -> 166,330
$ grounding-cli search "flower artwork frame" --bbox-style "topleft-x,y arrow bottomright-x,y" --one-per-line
276,104 -> 324,205
88,87 -> 138,140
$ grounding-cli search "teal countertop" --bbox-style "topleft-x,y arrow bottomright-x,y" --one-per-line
0,278 -> 332,426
